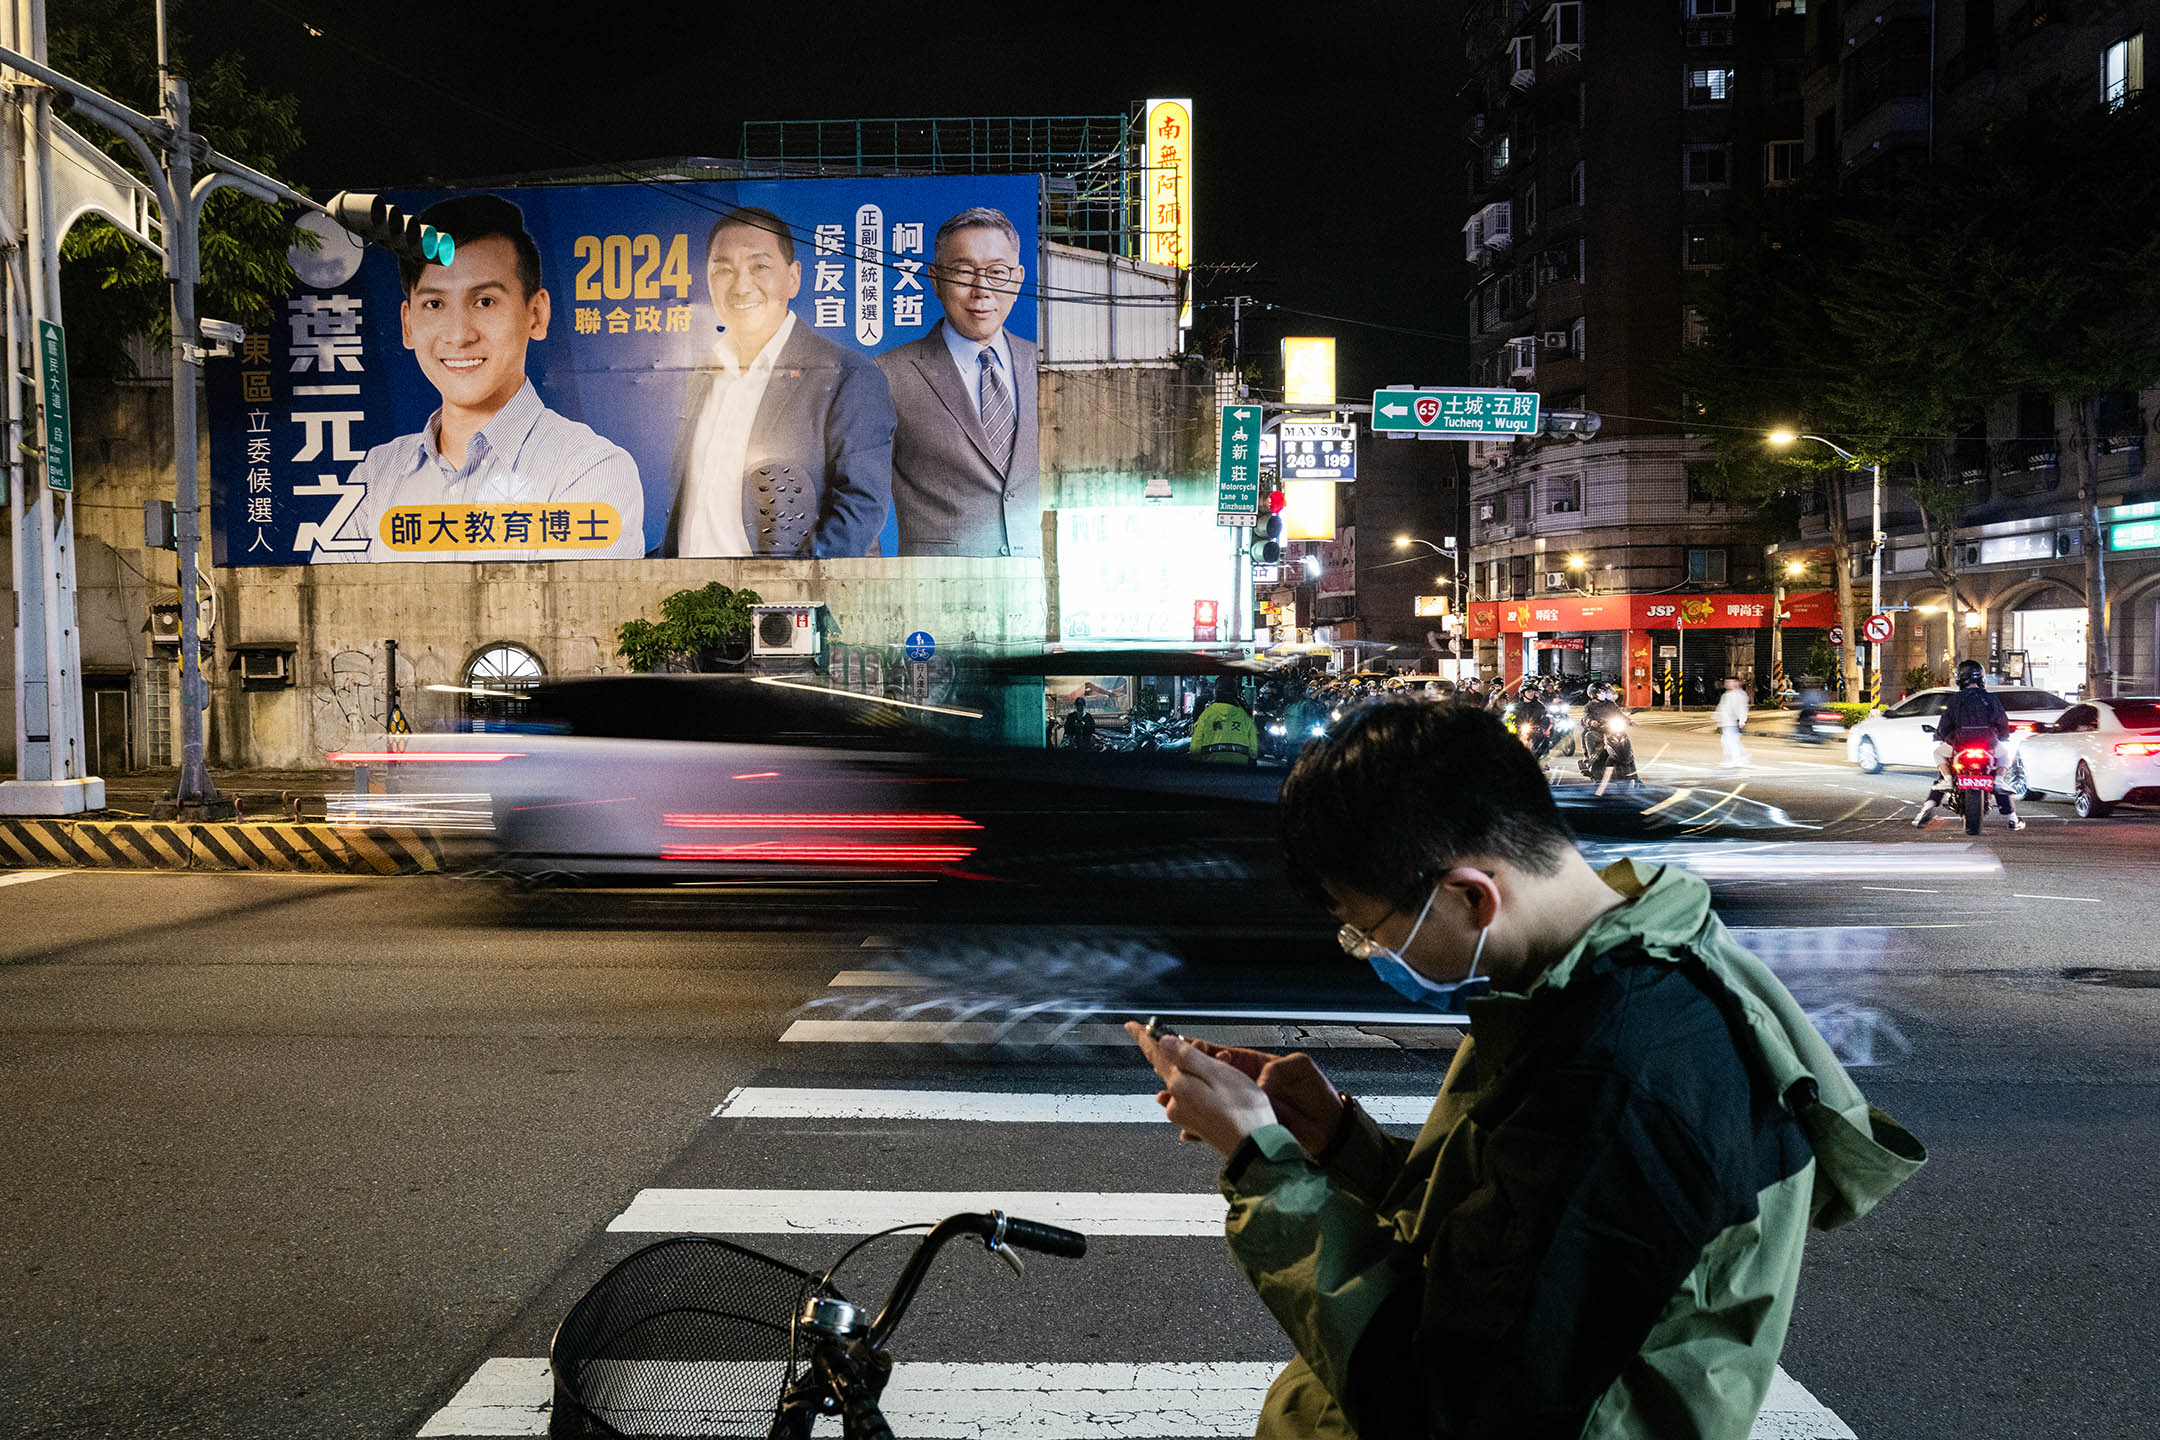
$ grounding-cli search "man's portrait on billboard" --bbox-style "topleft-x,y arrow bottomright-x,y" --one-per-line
659,206 -> 896,558
876,207 -> 1040,558
322,193 -> 644,561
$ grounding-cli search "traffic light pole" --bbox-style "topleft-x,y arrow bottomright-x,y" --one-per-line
2,24 -> 329,817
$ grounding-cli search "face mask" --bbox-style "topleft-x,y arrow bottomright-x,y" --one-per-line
1362,887 -> 1493,1013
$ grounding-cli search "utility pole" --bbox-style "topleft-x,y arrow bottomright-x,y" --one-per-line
3,2 -> 329,817
1226,294 -> 1253,397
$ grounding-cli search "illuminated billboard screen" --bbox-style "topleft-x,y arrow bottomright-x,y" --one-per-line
209,176 -> 1042,565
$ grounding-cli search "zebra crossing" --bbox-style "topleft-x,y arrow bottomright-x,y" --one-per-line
415,955 -> 1862,1439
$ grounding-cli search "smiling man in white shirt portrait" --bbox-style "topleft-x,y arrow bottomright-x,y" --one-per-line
325,193 -> 643,562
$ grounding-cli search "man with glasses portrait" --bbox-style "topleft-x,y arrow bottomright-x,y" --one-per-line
875,207 -> 1040,558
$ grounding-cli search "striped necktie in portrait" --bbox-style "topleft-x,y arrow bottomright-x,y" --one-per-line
978,346 -> 1015,469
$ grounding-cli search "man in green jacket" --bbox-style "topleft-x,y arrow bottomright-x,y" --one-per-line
1129,700 -> 1924,1439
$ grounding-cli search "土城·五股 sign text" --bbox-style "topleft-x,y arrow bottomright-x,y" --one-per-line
1372,386 -> 1540,438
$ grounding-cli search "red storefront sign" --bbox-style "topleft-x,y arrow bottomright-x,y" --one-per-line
1465,592 -> 1834,635
1536,637 -> 1587,650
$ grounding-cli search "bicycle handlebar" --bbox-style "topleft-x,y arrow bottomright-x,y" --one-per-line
866,1210 -> 1086,1349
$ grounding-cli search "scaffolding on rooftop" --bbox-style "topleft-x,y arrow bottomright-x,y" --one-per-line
738,113 -> 1145,257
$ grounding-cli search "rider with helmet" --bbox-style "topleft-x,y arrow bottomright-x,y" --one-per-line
1915,659 -> 2025,829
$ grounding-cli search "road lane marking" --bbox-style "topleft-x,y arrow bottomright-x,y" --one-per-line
418,1358 -> 1853,1438
609,1188 -> 1229,1235
2012,893 -> 2103,903
714,1087 -> 1437,1125
1861,886 -> 1940,894
0,870 -> 65,889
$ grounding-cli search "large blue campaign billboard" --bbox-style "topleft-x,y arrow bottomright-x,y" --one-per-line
208,175 -> 1042,565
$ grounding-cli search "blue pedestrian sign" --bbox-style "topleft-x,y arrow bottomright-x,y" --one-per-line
904,631 -> 936,661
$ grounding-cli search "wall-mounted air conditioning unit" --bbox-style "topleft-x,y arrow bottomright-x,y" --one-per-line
1544,571 -> 1570,590
750,603 -> 829,658
1541,330 -> 1570,351
1478,503 -> 1496,521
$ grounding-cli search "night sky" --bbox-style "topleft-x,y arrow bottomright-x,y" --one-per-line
183,0 -> 1465,397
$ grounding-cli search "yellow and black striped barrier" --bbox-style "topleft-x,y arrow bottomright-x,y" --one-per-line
0,819 -> 449,875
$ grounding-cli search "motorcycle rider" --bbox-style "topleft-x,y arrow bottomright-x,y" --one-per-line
1914,659 -> 2025,830
1579,682 -> 1627,767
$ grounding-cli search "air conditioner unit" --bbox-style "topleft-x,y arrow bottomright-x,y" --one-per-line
1550,498 -> 1579,513
750,603 -> 829,658
1478,503 -> 1496,521
1541,330 -> 1570,351
148,604 -> 182,648
1544,571 -> 1570,590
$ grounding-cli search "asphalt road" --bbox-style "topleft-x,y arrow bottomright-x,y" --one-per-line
3,721 -> 2156,1439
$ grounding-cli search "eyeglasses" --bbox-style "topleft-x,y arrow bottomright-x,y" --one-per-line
939,263 -> 1017,290
1336,902 -> 1404,960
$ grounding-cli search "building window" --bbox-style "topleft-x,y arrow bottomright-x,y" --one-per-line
1567,160 -> 1586,206
1688,548 -> 1729,584
1688,0 -> 1736,14
1548,475 -> 1582,513
1765,138 -> 1804,185
2103,33 -> 2144,110
1570,314 -> 1588,361
1773,0 -> 1808,13
462,642 -> 545,727
1684,230 -> 1731,267
1682,305 -> 1709,345
1546,1 -> 1584,51
1688,67 -> 1736,104
1467,296 -> 1482,337
1684,144 -> 1731,187
1522,181 -> 1539,234
1490,133 -> 1512,178
1509,35 -> 1537,83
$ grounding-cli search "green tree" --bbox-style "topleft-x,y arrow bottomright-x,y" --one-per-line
616,582 -> 763,672
49,0 -> 308,374
1969,94 -> 2160,694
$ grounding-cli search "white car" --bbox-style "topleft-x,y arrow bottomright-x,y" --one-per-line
1846,685 -> 2070,773
2009,697 -> 2160,818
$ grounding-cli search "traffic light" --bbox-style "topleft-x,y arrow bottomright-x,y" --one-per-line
1249,486 -> 1285,563
326,191 -> 455,268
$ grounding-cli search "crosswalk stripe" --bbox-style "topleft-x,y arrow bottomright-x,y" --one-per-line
418,1357 -> 1280,1438
0,870 -> 65,889
829,968 -> 932,987
779,1019 -> 1435,1047
608,1188 -> 1227,1236
713,1087 -> 1436,1126
419,1357 -> 1855,1438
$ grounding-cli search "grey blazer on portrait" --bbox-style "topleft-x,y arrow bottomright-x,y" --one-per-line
875,322 -> 1040,558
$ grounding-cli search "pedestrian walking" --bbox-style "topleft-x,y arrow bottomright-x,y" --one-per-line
1715,675 -> 1751,767
1126,701 -> 1924,1439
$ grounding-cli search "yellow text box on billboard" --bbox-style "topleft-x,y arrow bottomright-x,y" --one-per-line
1144,99 -> 1192,272
378,503 -> 624,553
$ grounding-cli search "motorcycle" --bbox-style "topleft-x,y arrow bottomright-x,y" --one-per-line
1504,700 -> 1560,761
1949,742 -> 2002,835
1578,710 -> 1640,784
1792,702 -> 1846,745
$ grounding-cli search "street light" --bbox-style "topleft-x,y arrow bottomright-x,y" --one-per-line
1397,534 -> 1467,656
1768,429 -> 1883,702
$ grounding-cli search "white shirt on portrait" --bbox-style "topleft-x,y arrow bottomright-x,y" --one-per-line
678,311 -> 797,559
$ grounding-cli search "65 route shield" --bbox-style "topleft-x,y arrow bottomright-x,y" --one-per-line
1371,386 -> 1540,438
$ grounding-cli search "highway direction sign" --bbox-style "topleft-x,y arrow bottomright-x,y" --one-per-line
1372,386 -> 1540,438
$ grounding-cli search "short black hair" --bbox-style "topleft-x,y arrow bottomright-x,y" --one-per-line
706,206 -> 796,266
399,194 -> 541,300
1278,700 -> 1574,912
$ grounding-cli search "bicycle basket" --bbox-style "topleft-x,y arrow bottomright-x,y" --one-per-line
548,1235 -> 828,1438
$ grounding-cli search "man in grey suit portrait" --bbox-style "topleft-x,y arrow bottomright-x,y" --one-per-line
661,206 -> 895,558
876,207 -> 1039,558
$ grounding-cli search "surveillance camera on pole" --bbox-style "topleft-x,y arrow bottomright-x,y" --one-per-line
326,191 -> 455,267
